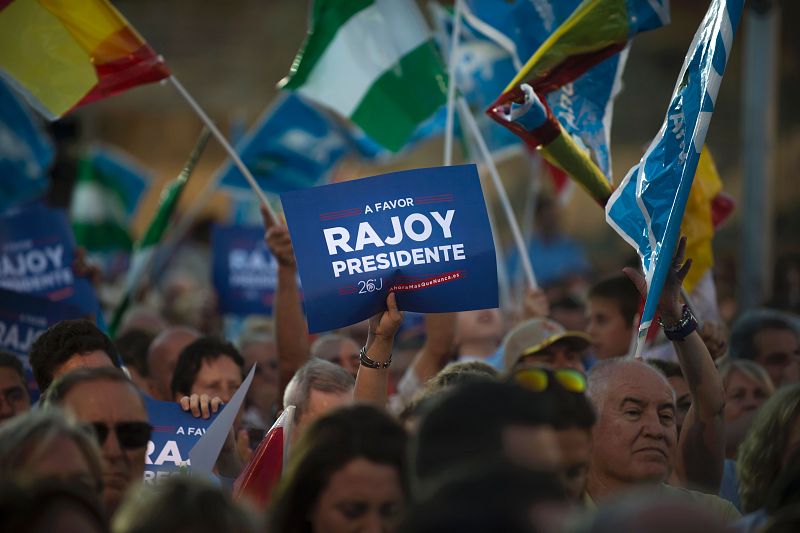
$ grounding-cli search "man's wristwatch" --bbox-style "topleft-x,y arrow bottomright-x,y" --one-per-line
658,305 -> 698,341
359,346 -> 392,369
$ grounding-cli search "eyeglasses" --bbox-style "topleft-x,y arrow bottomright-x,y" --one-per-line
513,367 -> 587,394
86,421 -> 152,449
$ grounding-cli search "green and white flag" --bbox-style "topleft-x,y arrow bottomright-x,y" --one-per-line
280,0 -> 447,152
70,145 -> 150,252
108,130 -> 210,336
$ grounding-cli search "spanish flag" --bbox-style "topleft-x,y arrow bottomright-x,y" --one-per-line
0,0 -> 169,119
487,0 -> 668,205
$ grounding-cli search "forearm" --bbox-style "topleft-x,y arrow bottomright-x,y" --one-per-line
673,330 -> 725,491
673,330 -> 725,420
275,265 -> 309,391
408,313 -> 456,383
354,337 -> 392,406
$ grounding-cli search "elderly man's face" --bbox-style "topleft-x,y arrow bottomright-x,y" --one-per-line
591,364 -> 677,485
60,379 -> 149,515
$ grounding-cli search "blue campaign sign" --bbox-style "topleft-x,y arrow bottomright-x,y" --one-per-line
0,287 -> 86,358
0,206 -> 99,314
0,287 -> 86,400
143,396 -> 216,486
211,224 -> 277,316
281,165 -> 498,333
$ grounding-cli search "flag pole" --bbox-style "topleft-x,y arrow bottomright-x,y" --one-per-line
108,128 -> 211,337
443,0 -> 464,166
169,75 -> 276,225
457,96 -> 538,289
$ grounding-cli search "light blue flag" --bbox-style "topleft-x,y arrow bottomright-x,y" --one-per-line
219,93 -> 349,194
429,2 -> 523,160
0,78 -> 54,213
605,0 -> 744,355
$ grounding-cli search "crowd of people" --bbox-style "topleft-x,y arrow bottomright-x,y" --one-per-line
0,203 -> 799,533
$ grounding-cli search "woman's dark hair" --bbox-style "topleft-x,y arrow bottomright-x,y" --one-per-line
268,404 -> 408,533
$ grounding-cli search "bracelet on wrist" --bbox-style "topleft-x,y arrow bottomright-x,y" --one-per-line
359,346 -> 392,369
658,304 -> 698,341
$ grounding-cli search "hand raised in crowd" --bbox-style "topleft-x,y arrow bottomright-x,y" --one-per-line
623,235 -> 692,323
179,393 -> 223,419
522,286 -> 550,319
699,320 -> 727,359
72,246 -> 102,287
261,205 -> 296,268
367,291 -> 404,349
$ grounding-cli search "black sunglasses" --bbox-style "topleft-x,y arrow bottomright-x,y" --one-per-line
87,421 -> 152,449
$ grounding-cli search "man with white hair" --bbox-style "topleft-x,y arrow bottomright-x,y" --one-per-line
584,238 -> 737,520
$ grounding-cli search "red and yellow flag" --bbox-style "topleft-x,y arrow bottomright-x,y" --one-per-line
0,0 -> 169,119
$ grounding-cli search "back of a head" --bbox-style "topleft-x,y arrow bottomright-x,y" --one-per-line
44,366 -> 140,410
589,275 -> 641,325
412,380 -> 557,489
729,309 -> 799,361
0,408 -> 103,490
282,358 -> 354,415
270,404 -> 407,533
112,476 -> 256,533
0,478 -> 107,533
29,319 -> 118,391
310,334 -> 354,358
647,359 -> 684,380
737,383 -> 800,513
400,462 -> 567,533
114,329 -> 154,378
170,336 -> 244,398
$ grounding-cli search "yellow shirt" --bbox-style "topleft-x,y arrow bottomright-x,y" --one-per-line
583,484 -> 741,523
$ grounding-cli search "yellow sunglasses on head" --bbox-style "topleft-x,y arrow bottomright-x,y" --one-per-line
513,367 -> 587,394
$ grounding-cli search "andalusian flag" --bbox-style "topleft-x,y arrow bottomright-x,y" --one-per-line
280,0 -> 447,152
108,131 -> 210,336
0,0 -> 169,119
70,145 -> 150,253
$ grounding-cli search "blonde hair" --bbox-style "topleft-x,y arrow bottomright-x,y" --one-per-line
718,358 -> 775,396
737,384 -> 800,512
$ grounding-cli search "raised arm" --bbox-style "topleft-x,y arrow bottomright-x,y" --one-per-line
624,236 -> 725,492
407,312 -> 457,385
354,292 -> 403,406
262,206 -> 309,393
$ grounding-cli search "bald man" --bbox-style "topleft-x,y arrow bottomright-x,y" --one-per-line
146,327 -> 199,401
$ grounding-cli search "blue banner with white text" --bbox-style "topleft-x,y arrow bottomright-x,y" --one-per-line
211,225 -> 277,316
0,206 -> 99,314
281,165 -> 498,332
143,396 -> 216,485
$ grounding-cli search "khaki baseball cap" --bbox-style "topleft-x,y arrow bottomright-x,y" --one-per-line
502,318 -> 591,371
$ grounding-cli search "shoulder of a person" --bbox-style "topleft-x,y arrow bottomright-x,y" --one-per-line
662,484 -> 742,521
